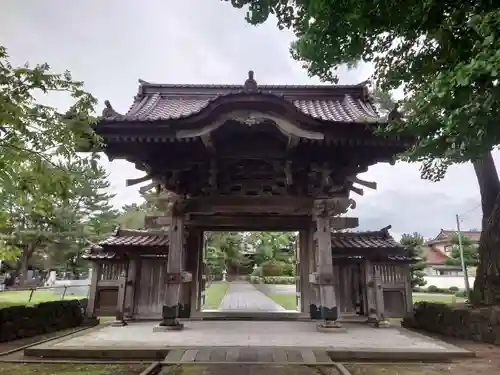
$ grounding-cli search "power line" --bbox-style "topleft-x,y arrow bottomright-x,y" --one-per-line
458,204 -> 481,219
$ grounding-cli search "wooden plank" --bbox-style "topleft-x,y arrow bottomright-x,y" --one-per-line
180,349 -> 199,362
164,349 -> 186,362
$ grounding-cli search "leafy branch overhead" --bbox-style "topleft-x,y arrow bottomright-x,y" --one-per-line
226,1 -> 500,173
0,46 -> 101,224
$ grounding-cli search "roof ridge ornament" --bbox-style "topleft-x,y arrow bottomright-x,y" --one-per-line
102,100 -> 125,120
244,70 -> 258,92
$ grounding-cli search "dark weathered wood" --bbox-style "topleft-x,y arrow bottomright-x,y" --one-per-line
187,214 -> 313,231
183,196 -> 314,214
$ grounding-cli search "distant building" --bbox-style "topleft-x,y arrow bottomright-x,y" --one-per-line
421,229 -> 480,277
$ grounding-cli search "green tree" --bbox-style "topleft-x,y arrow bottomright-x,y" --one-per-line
445,234 -> 480,276
0,159 -> 117,283
400,233 -> 427,288
0,46 -> 100,258
226,1 -> 500,305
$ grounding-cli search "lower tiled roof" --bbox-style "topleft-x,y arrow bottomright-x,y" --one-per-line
331,227 -> 402,250
83,228 -> 169,260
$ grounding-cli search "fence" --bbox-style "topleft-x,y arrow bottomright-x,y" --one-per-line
0,284 -> 90,308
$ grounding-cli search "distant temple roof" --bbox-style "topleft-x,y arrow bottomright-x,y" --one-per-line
100,72 -> 382,124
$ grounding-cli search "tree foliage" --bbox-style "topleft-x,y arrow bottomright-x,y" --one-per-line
0,47 -> 100,224
400,232 -> 427,288
445,234 -> 480,272
225,0 -> 500,305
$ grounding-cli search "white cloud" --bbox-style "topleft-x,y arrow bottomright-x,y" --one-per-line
1,0 -> 493,238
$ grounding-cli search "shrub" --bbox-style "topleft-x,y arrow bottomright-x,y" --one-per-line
282,263 -> 295,277
261,260 -> 285,276
0,299 -> 86,342
402,302 -> 500,346
427,285 -> 439,293
448,286 -> 460,293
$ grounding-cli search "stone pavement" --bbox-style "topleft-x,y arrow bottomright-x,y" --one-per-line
217,282 -> 285,312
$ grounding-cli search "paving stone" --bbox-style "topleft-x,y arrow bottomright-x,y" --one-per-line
312,350 -> 333,363
210,348 -> 228,362
286,349 -> 304,363
195,348 -> 212,362
180,349 -> 198,362
218,282 -> 285,311
238,347 -> 259,362
257,348 -> 274,362
164,349 -> 185,362
225,348 -> 240,362
300,349 -> 317,363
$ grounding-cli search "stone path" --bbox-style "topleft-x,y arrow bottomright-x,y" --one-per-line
217,282 -> 285,312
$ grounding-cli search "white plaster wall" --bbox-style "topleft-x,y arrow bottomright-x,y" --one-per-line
423,276 -> 475,290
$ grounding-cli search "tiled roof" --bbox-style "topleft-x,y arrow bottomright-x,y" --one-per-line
101,76 -> 382,124
83,228 -> 168,260
98,228 -> 169,247
331,227 -> 402,250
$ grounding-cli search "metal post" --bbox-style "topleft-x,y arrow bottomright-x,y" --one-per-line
455,214 -> 471,297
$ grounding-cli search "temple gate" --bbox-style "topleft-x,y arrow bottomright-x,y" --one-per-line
84,72 -> 413,331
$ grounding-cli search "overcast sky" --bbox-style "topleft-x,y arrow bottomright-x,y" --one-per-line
1,0 -> 492,239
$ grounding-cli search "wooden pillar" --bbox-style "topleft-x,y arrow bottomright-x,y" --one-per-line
373,265 -> 389,326
124,258 -> 138,320
159,207 -> 186,329
298,230 -> 309,314
188,229 -> 203,317
112,266 -> 128,326
86,262 -> 100,318
364,259 -> 378,323
311,199 -> 344,331
403,264 -> 413,314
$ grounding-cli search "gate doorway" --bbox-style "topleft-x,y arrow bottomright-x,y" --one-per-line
197,231 -> 308,319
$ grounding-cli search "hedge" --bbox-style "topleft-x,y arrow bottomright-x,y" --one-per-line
0,299 -> 86,342
249,276 -> 295,285
402,302 -> 500,346
413,285 -> 468,297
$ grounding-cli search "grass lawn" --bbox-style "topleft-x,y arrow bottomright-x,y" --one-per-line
0,363 -> 147,375
0,289 -> 87,308
265,292 -> 466,310
203,282 -> 229,309
413,293 -> 466,304
266,293 -> 298,310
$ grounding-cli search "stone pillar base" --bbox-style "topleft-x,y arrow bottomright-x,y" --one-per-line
110,320 -> 128,327
316,321 -> 347,333
153,322 -> 184,332
373,320 -> 391,328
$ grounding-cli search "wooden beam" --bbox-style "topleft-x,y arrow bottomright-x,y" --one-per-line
330,217 -> 359,229
182,196 -> 314,215
145,215 -> 172,229
347,176 -> 377,190
186,214 -> 313,231
126,174 -> 152,187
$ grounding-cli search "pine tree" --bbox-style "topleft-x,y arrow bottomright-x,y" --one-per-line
400,233 -> 427,288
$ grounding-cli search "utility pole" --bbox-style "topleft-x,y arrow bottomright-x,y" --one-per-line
455,214 -> 471,296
